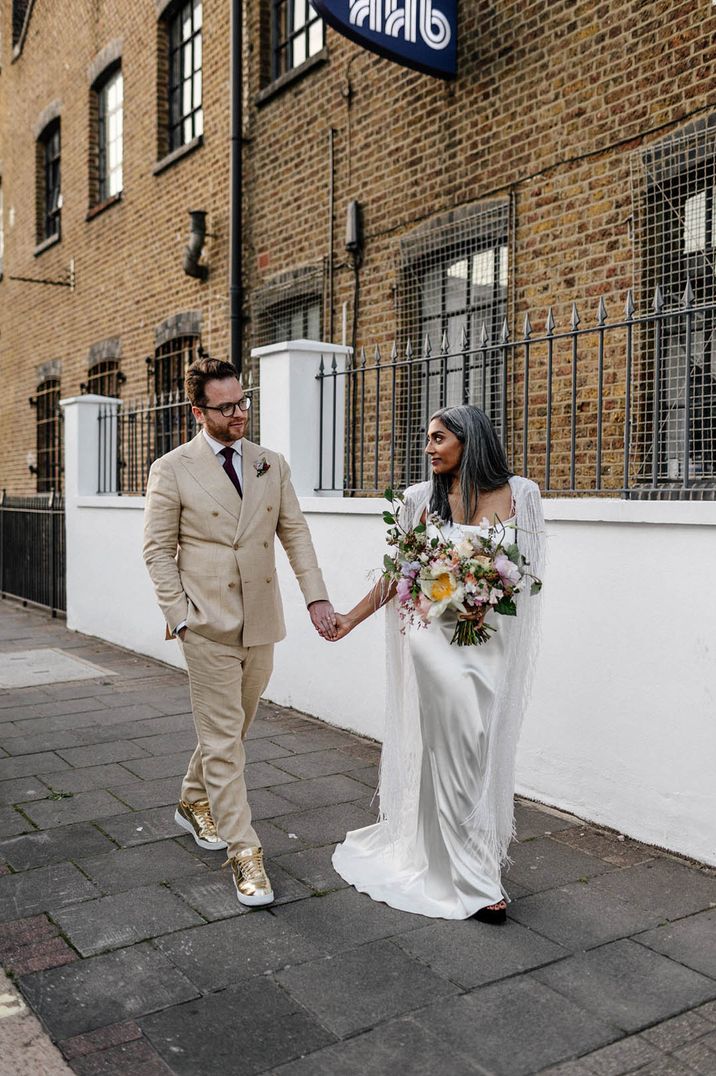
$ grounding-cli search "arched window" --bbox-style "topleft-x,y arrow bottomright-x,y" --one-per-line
32,378 -> 63,492
84,359 -> 123,398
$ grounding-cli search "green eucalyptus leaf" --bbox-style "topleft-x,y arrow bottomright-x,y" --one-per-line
495,597 -> 517,616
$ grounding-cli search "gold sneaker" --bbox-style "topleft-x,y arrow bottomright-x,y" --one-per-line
227,846 -> 274,907
174,799 -> 227,850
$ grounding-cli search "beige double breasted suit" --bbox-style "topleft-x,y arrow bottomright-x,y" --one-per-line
143,432 -> 328,854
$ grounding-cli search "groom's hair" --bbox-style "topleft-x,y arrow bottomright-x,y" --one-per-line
185,357 -> 241,408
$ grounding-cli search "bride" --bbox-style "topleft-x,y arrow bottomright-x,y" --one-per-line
329,405 -> 545,922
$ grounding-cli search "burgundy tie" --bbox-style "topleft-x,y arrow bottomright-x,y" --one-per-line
219,447 -> 242,498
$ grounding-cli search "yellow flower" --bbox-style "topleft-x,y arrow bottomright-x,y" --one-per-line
431,573 -> 456,602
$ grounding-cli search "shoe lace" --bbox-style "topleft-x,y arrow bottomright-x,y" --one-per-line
192,801 -> 216,832
223,850 -> 266,883
241,850 -> 266,884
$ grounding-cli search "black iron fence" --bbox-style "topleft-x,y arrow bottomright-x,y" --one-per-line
98,383 -> 260,495
0,492 -> 65,615
317,285 -> 716,499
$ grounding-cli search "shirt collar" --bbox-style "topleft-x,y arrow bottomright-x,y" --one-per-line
202,429 -> 243,456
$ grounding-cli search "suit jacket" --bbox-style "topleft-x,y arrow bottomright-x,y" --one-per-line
142,433 -> 329,647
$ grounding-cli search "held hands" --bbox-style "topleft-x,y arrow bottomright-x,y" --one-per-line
326,612 -> 354,642
308,600 -> 338,639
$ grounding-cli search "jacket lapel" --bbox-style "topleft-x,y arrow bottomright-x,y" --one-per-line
235,439 -> 264,539
179,432 -> 242,521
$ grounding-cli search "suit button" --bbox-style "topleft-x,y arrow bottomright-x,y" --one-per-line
267,505 -> 273,511
265,577 -> 271,584
227,582 -> 235,589
233,542 -> 239,549
263,541 -> 269,548
212,511 -> 219,517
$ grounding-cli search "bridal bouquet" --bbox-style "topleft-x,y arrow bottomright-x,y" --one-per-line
382,489 -> 542,645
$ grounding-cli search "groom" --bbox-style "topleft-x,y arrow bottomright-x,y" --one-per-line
143,355 -> 335,906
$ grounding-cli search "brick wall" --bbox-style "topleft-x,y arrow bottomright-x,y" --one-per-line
0,0 -> 714,492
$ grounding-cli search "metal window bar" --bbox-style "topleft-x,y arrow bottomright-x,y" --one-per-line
316,286 -> 716,499
33,379 -> 63,494
97,379 -> 260,495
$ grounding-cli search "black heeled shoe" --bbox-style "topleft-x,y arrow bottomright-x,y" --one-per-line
474,901 -> 507,925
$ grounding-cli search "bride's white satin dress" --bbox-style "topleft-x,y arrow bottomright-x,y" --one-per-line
332,520 -> 516,920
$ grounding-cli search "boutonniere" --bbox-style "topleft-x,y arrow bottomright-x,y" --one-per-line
254,455 -> 270,478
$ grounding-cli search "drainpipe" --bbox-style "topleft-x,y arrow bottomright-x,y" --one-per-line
230,0 -> 243,375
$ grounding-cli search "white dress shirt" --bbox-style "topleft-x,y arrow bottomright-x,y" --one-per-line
202,429 -> 244,489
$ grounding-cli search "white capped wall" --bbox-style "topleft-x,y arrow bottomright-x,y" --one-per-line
60,379 -> 716,867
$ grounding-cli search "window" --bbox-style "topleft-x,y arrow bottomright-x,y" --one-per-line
96,67 -> 123,202
84,360 -> 123,398
397,204 -> 510,481
633,126 -> 716,483
37,120 -> 61,244
272,0 -> 324,80
150,335 -> 199,456
33,379 -> 63,492
252,265 -> 324,348
167,0 -> 203,152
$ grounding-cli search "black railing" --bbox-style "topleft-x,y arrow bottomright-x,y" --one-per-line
98,383 -> 260,495
317,286 -> 716,499
0,492 -> 65,615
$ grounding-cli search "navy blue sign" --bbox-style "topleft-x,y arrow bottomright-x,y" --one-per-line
310,0 -> 457,80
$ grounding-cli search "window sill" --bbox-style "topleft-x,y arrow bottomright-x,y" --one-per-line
86,192 -> 123,221
256,48 -> 329,107
34,233 -> 61,257
153,135 -> 204,177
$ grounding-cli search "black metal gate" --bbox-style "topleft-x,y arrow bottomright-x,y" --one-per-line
0,492 -> 66,615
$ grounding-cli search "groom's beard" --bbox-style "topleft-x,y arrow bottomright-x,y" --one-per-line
202,415 -> 247,444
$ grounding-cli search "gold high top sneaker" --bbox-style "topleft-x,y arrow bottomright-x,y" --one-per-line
227,847 -> 274,906
174,799 -> 227,850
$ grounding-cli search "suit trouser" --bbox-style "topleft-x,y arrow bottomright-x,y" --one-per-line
179,629 -> 274,856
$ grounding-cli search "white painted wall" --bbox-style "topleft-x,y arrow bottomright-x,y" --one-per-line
60,384 -> 716,867
269,497 -> 716,867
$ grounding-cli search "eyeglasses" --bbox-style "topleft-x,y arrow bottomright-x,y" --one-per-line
201,398 -> 252,418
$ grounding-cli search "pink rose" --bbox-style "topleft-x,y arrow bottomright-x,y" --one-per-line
396,577 -> 412,603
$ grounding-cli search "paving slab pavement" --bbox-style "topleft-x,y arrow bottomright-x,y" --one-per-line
0,602 -> 714,1076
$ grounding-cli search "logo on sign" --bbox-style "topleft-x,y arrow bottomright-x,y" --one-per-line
310,0 -> 457,79
348,0 -> 451,51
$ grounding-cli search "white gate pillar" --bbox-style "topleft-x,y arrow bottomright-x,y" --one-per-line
252,340 -> 351,497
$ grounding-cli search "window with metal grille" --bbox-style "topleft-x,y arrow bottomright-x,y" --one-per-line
84,360 -> 123,398
167,0 -> 203,151
38,121 -> 61,243
632,126 -> 716,484
151,336 -> 199,456
96,67 -> 123,202
272,0 -> 324,80
255,293 -> 322,347
397,203 -> 510,481
33,379 -> 63,493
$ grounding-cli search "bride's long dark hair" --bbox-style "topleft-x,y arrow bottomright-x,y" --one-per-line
429,405 -> 513,524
